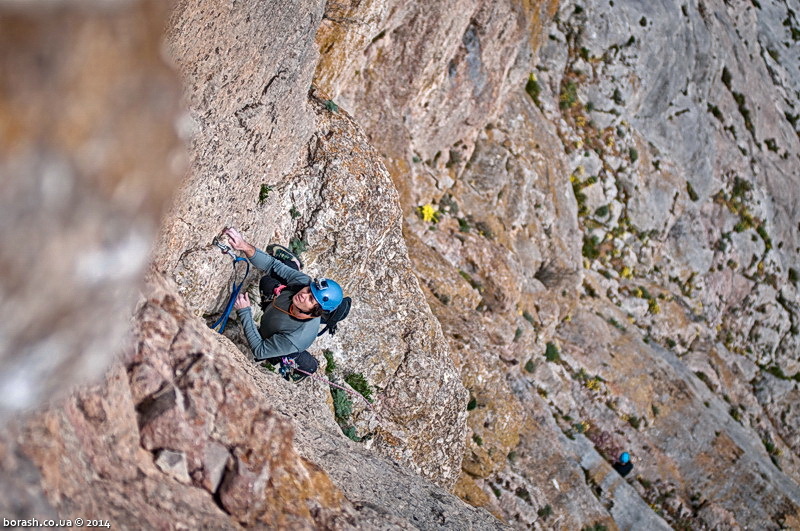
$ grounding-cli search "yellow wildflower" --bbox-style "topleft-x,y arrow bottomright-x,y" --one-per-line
418,204 -> 438,223
576,116 -> 587,127
621,266 -> 633,279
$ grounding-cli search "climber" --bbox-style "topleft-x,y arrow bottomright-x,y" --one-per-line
223,227 -> 344,374
613,452 -> 633,477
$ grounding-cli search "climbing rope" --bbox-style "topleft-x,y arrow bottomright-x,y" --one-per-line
210,237 -> 251,333
279,357 -> 381,421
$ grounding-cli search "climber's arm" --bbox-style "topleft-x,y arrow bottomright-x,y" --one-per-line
236,307 -> 302,361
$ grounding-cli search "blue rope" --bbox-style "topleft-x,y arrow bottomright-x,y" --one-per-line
210,256 -> 250,333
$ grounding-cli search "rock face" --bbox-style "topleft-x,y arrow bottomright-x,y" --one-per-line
160,0 -> 469,490
313,0 -> 800,527
4,272 -> 501,529
3,0 -> 800,528
0,0 -> 183,421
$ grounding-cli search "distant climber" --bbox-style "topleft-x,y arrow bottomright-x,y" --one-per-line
223,227 -> 344,378
613,452 -> 633,477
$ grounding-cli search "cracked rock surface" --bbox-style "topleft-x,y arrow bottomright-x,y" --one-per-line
3,0 -> 800,528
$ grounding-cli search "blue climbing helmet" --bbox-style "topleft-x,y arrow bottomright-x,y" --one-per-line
310,278 -> 343,312
620,452 -> 630,464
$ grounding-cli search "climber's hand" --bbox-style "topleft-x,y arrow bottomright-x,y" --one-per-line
224,227 -> 256,257
224,227 -> 247,250
234,292 -> 251,310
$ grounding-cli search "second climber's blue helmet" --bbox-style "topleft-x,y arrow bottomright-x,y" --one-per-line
310,278 -> 343,312
620,452 -> 630,464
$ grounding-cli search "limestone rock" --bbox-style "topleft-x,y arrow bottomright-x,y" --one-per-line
3,0 -> 800,528
0,0 -> 183,421
156,0 -> 327,313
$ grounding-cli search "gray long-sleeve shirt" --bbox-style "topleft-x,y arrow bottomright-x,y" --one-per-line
236,249 -> 320,361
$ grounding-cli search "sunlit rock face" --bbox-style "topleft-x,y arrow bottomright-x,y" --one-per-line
314,0 -> 800,527
0,0 -> 498,528
3,0 -> 800,528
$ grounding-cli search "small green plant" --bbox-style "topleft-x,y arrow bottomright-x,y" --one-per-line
515,487 -> 532,504
514,327 -> 523,342
323,349 -> 336,375
582,524 -> 609,531
342,425 -> 360,442
457,217 -> 471,232
582,234 -> 601,259
324,99 -> 339,113
525,73 -> 542,106
332,388 -> 353,424
789,268 -> 799,284
628,415 -> 641,429
523,310 -> 535,324
612,88 -> 624,105
459,270 -> 483,292
559,81 -> 578,109
259,184 -> 273,204
687,182 -> 699,201
289,237 -> 307,256
467,396 -> 477,411
756,225 -> 772,250
652,404 -> 660,417
524,359 -> 536,373
594,205 -> 610,218
764,138 -> 778,152
344,373 -> 374,403
412,155 -> 421,163
767,48 -> 780,62
261,360 -> 276,372
545,342 -> 560,362
707,104 -> 724,122
474,220 -> 495,239
629,147 -> 639,163
537,504 -> 553,519
289,206 -> 301,219
608,318 -> 626,331
729,406 -> 742,422
472,434 -> 483,446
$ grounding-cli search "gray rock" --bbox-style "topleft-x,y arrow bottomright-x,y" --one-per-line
155,450 -> 191,485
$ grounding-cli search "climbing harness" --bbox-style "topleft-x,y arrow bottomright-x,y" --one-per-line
210,237 -> 251,333
279,356 -> 381,420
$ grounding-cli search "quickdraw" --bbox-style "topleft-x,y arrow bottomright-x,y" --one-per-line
210,236 -> 251,333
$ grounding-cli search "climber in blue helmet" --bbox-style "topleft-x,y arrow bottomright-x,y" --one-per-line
613,451 -> 633,477
223,227 -> 343,370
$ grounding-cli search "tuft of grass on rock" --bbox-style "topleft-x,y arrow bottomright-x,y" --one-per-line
344,373 -> 374,403
332,388 -> 353,424
259,184 -> 273,204
545,342 -> 561,362
323,349 -> 336,375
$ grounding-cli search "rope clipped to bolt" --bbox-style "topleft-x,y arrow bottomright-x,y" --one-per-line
210,236 -> 251,333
